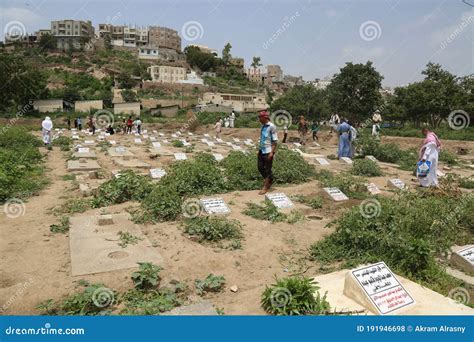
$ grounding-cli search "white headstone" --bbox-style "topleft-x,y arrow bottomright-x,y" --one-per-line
204,134 -> 210,138
143,134 -> 149,139
159,133 -> 165,137
134,133 -> 140,137
388,179 -> 405,190
366,183 -> 381,195
109,140 -> 116,145
232,144 -> 242,151
244,141 -> 253,147
292,148 -> 304,155
171,134 -> 178,138
152,142 -> 161,149
316,157 -> 330,165
153,130 -> 158,134
233,138 -> 240,143
150,137 -> 157,141
72,135 -> 80,140
134,138 -> 142,144
201,138 -> 208,143
212,153 -> 224,162
226,142 -> 233,146
162,139 -> 169,144
216,138 -> 224,144
200,198 -> 231,215
324,187 -> 349,201
84,140 -> 94,145
346,262 -> 415,315
188,132 -> 194,136
293,142 -> 302,147
366,155 -> 378,162
142,129 -> 148,134
78,147 -> 90,153
341,157 -> 353,164
174,153 -> 187,161
265,193 -> 293,209
457,246 -> 474,265
206,141 -> 215,147
115,146 -> 127,154
182,141 -> 191,147
105,133 -> 110,137
149,168 -> 166,179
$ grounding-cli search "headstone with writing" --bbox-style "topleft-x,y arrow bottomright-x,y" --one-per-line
212,153 -> 224,162
366,155 -> 378,162
450,245 -> 474,275
134,138 -> 142,144
152,142 -> 161,149
149,168 -> 166,180
265,193 -> 293,209
84,140 -> 94,145
366,183 -> 382,195
343,262 -> 416,315
340,157 -> 353,165
323,187 -> 349,202
316,157 -> 330,165
78,147 -> 90,153
200,198 -> 231,215
387,178 -> 406,190
174,153 -> 187,161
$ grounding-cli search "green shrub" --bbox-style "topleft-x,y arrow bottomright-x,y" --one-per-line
195,111 -> 225,125
131,262 -> 163,290
292,195 -> 323,209
439,150 -> 458,166
243,200 -> 287,223
133,184 -> 182,223
183,216 -> 242,243
53,198 -> 91,215
351,159 -> 383,177
172,140 -> 184,148
261,276 -> 330,315
119,288 -> 182,315
53,136 -> 72,151
459,176 -> 474,189
50,216 -> 70,234
195,274 -> 225,295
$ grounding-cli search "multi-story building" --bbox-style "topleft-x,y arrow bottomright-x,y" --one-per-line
148,26 -> 181,52
200,92 -> 268,112
50,20 -> 94,50
147,65 -> 187,83
247,68 -> 265,84
310,77 -> 331,90
178,71 -> 204,85
230,57 -> 245,73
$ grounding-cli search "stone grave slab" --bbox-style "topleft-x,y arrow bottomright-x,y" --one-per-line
108,147 -> 134,157
451,245 -> 474,275
343,262 -> 416,315
188,132 -> 194,136
166,300 -> 217,315
366,183 -> 382,195
174,153 -> 187,161
265,193 -> 293,209
323,187 -> 349,201
152,142 -> 161,149
134,138 -> 142,144
315,157 -> 330,165
294,142 -> 302,147
150,137 -> 157,141
72,150 -> 97,158
69,213 -> 163,276
78,147 -> 90,153
387,178 -> 406,190
226,142 -> 233,146
204,134 -> 210,138
143,135 -> 149,139
200,198 -> 231,215
233,138 -> 240,143
213,153 -> 224,162
162,139 -> 170,144
340,157 -> 353,164
83,140 -> 95,145
149,168 -> 166,180
201,138 -> 208,143
171,134 -> 178,138
113,158 -> 151,169
134,133 -> 140,137
67,159 -> 101,172
244,141 -> 254,147
366,155 -> 378,162
143,129 -> 148,134
206,141 -> 215,148
109,140 -> 116,145
232,144 -> 242,151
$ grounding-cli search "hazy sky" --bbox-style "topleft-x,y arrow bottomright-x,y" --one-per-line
1,0 -> 473,87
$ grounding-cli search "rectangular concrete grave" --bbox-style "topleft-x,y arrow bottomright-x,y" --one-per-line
98,214 -> 114,226
143,135 -> 149,139
344,262 -> 416,315
316,157 -> 330,165
226,142 -> 233,146
216,138 -> 224,144
134,133 -> 140,136
69,213 -> 163,276
72,135 -> 79,140
174,153 -> 187,161
206,141 -> 215,147
213,153 -> 224,162
366,183 -> 382,195
323,187 -> 349,201
387,178 -> 406,190
232,144 -> 242,151
265,193 -> 293,209
366,155 -> 378,162
244,141 -> 254,147
108,147 -> 134,157
201,138 -> 208,143
143,129 -> 148,134
83,140 -> 95,145
200,198 -> 231,215
149,168 -> 166,180
67,159 -> 101,172
73,150 -> 96,159
113,158 -> 151,169
134,138 -> 142,144
451,245 -> 474,275
340,157 -> 353,164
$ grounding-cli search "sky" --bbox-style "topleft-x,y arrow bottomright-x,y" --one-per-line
1,0 -> 473,87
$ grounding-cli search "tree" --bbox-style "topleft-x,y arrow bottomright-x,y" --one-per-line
104,34 -> 112,50
326,61 -> 383,122
116,71 -> 137,89
251,56 -> 262,70
121,89 -> 137,102
38,33 -> 57,51
184,45 -> 218,72
222,42 -> 232,66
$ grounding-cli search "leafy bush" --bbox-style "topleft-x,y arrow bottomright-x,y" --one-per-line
351,159 -> 383,177
172,140 -> 184,148
183,216 -> 242,243
133,184 -> 183,223
261,276 -> 330,315
131,262 -> 163,290
315,170 -> 367,199
53,136 -> 72,151
292,195 -> 323,209
439,150 -> 458,166
92,170 -> 152,207
195,274 -> 225,295
459,176 -> 474,189
243,201 -> 287,223
120,288 -> 182,315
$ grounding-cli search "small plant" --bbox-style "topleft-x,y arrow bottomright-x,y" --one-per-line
172,140 -> 184,148
50,216 -> 70,234
118,231 -> 142,248
350,159 -> 383,177
62,174 -> 76,181
195,274 -> 226,295
119,288 -> 182,315
243,200 -> 287,223
131,262 -> 163,290
53,136 -> 72,151
286,210 -> 306,224
459,176 -> 474,189
183,216 -> 242,243
54,198 -> 91,215
292,195 -> 323,209
261,276 -> 330,315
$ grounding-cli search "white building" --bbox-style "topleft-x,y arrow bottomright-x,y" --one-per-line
311,77 -> 331,90
178,71 -> 204,85
199,92 -> 268,112
147,65 -> 187,83
138,46 -> 160,60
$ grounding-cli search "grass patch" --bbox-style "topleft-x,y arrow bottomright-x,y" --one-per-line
53,136 -> 72,151
195,274 -> 225,295
292,195 -> 324,209
50,216 -> 70,234
183,216 -> 243,248
243,200 -> 305,224
118,231 -> 142,248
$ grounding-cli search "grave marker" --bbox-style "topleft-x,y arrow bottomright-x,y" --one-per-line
84,140 -> 94,145
366,155 -> 378,162
149,168 -> 166,179
344,262 -> 415,315
200,198 -> 231,215
78,147 -> 90,153
150,137 -> 157,141
206,141 -> 215,147
162,139 -> 169,144
152,142 -> 161,149
171,134 -> 178,138
387,179 -> 406,190
134,138 -> 142,144
323,187 -> 349,201
366,183 -> 382,195
340,157 -> 353,164
265,193 -> 293,209
212,153 -> 224,162
216,138 -> 224,144
233,138 -> 240,143
204,134 -> 210,138
450,245 -> 474,275
72,135 -> 79,140
159,133 -> 165,136
174,153 -> 187,161
188,132 -> 194,136
294,142 -> 302,147
232,144 -> 242,151
109,140 -> 116,145
315,157 -> 330,165
436,170 -> 445,177
292,148 -> 304,155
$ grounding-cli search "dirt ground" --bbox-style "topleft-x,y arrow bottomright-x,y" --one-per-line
1,125 -> 473,315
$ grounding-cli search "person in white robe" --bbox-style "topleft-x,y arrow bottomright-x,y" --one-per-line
229,111 -> 235,128
418,127 -> 441,187
41,116 -> 53,145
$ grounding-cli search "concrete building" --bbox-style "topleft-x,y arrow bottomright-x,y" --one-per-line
230,58 -> 245,73
310,77 -> 331,90
188,44 -> 218,55
200,92 -> 268,112
74,100 -> 103,112
148,26 -> 181,52
138,46 -> 160,60
114,102 -> 141,115
50,20 -> 94,50
33,99 -> 63,113
147,65 -> 186,83
247,68 -> 265,84
178,71 -> 204,85
99,24 -> 148,48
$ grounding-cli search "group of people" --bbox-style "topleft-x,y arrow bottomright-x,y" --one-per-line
214,111 -> 236,139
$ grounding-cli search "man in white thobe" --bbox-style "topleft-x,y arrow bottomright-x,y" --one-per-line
42,116 -> 53,145
229,111 -> 235,128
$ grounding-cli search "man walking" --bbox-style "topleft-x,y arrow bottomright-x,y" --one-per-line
229,110 -> 235,128
372,110 -> 382,139
257,110 -> 278,195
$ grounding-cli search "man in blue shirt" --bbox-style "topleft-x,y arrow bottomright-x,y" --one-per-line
258,110 -> 278,195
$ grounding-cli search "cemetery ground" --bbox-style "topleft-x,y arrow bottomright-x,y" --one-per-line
0,123 -> 473,316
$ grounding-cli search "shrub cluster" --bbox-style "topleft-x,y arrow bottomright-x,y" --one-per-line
350,159 -> 383,177
315,170 -> 367,199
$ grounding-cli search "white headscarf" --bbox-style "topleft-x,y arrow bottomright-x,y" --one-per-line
42,117 -> 53,131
